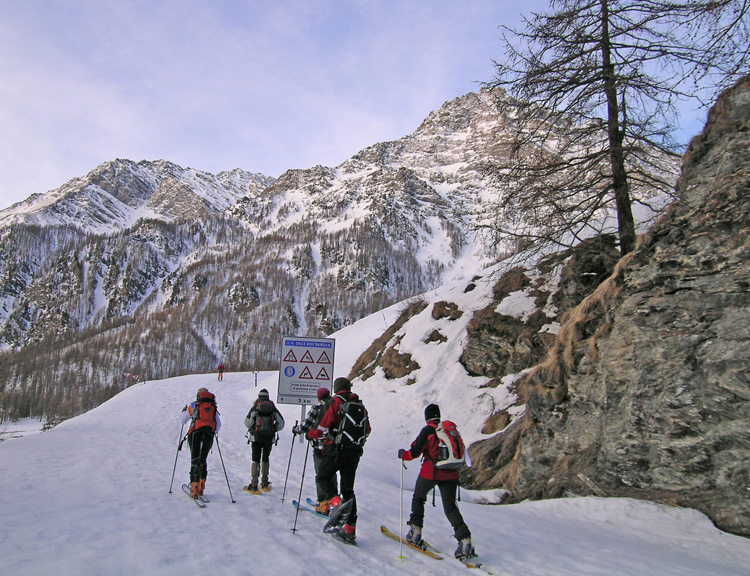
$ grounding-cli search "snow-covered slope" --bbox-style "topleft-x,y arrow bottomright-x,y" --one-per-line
2,286 -> 749,576
0,86 -> 677,390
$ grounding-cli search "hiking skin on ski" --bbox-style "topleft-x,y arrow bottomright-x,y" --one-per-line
380,525 -> 442,559
381,525 -> 492,573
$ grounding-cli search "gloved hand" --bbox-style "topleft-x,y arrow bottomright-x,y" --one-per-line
398,448 -> 406,459
292,425 -> 301,436
182,405 -> 188,412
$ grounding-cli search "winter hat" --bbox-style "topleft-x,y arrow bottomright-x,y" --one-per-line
317,387 -> 331,401
424,403 -> 441,421
333,377 -> 352,393
258,388 -> 270,399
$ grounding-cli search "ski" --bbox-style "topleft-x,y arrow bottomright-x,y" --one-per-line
292,500 -> 329,519
458,557 -> 493,573
259,484 -> 272,493
242,485 -> 262,495
182,484 -> 207,507
380,526 -> 443,560
199,495 -> 210,503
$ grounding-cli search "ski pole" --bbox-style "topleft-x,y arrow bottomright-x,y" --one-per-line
399,459 -> 406,560
290,440 -> 311,534
214,434 -> 235,503
281,420 -> 298,503
168,418 -> 186,493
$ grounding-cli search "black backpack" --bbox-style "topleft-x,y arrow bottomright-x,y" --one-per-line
251,399 -> 277,437
332,396 -> 368,450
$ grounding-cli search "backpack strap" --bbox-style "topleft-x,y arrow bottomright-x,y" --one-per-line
188,401 -> 198,434
418,423 -> 440,465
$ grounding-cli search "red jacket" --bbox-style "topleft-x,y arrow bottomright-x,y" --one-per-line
307,391 -> 371,449
400,420 -> 459,481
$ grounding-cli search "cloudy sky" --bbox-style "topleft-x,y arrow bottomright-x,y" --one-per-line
0,1 -> 526,210
0,1 -> 709,212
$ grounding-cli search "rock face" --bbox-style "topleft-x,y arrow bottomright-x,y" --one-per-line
464,77 -> 750,537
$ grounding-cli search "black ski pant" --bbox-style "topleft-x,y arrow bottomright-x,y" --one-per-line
251,436 -> 274,463
317,448 -> 361,525
188,427 -> 214,483
312,447 -> 336,502
409,476 -> 471,541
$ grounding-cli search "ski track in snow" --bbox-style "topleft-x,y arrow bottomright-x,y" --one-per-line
2,290 -> 749,575
2,368 -> 750,576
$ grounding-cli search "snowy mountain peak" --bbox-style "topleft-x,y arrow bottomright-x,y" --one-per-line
0,159 -> 275,233
0,85 -> 677,441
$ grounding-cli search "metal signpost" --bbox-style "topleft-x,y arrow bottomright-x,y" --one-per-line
278,335 -> 335,408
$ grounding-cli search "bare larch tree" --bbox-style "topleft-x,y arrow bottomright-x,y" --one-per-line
483,0 -> 749,255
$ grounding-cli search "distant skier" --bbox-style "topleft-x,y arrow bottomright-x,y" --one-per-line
243,389 -> 285,493
307,377 -> 370,544
217,363 -> 225,381
180,387 -> 221,499
398,403 -> 475,559
292,387 -> 335,509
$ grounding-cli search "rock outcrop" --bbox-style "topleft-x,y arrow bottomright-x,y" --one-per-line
465,76 -> 750,537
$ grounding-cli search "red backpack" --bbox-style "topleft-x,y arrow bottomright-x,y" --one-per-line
189,391 -> 217,433
434,420 -> 466,469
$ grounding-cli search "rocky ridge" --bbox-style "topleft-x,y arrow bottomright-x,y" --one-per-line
471,77 -> 750,536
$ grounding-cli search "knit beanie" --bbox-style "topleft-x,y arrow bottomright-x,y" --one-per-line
317,387 -> 331,401
424,403 -> 441,421
258,388 -> 270,399
333,377 -> 352,393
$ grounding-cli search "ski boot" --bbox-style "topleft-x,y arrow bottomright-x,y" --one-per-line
190,481 -> 200,499
405,524 -> 423,548
259,462 -> 272,491
454,537 -> 476,559
243,462 -> 261,493
242,482 -> 260,494
334,523 -> 356,544
314,499 -> 330,516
